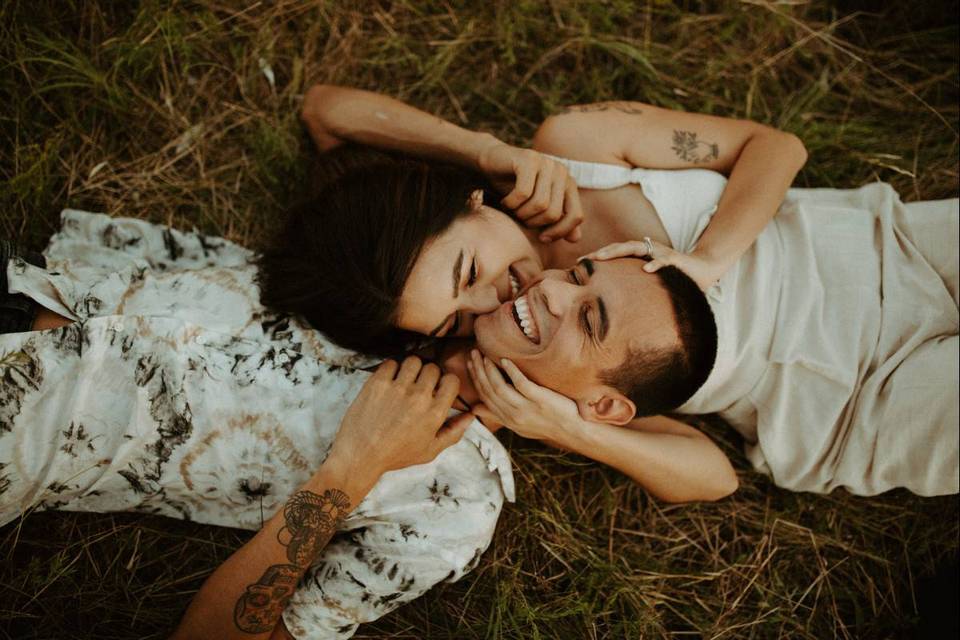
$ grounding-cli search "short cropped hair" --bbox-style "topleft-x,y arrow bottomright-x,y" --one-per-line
599,265 -> 717,417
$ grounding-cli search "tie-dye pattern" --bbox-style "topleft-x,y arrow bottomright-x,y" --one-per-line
0,209 -> 515,638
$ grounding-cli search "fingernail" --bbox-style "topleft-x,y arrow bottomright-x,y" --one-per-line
643,263 -> 654,272
500,359 -> 510,368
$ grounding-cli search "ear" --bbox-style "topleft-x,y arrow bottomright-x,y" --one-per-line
576,390 -> 636,426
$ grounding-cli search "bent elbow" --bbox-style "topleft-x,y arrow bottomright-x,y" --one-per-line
654,475 -> 738,504
714,471 -> 739,501
782,131 -> 808,168
301,83 -> 341,126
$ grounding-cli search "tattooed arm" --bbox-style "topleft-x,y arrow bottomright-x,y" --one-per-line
533,102 -> 808,289
171,357 -> 472,640
300,84 -> 584,241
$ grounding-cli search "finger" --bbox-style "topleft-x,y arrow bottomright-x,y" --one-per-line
524,170 -> 567,229
471,402 -> 499,422
396,355 -> 422,384
497,358 -> 542,400
501,161 -> 536,211
515,163 -> 553,220
482,356 -> 525,408
578,240 -> 650,262
643,259 -> 664,273
537,207 -> 581,242
435,412 -> 472,452
415,362 -> 441,390
564,225 -> 583,243
538,179 -> 584,242
373,359 -> 399,380
434,372 -> 461,407
467,351 -> 510,416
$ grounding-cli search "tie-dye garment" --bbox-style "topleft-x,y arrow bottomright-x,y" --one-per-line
0,209 -> 515,638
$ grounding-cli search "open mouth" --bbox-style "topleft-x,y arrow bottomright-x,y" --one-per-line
509,268 -> 520,298
511,294 -> 540,343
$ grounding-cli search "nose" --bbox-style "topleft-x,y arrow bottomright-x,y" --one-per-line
465,283 -> 501,315
537,275 -> 579,317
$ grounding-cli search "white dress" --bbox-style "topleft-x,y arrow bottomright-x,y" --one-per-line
0,210 -> 515,639
557,158 -> 959,496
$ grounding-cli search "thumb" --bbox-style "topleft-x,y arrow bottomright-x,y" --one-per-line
436,412 -> 473,450
471,403 -> 504,428
564,226 -> 583,243
643,259 -> 664,273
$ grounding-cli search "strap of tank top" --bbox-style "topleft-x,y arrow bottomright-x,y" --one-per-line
544,154 -> 645,190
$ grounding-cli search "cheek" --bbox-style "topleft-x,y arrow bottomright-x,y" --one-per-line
397,273 -> 450,334
512,347 -> 586,396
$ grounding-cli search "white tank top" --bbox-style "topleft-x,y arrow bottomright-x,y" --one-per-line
551,157 -> 781,441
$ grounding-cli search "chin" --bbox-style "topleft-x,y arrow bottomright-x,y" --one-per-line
473,314 -> 501,358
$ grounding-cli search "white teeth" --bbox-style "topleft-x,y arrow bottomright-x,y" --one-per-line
512,295 -> 540,342
509,272 -> 520,297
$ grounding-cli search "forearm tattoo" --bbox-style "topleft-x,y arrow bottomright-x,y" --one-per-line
556,101 -> 644,116
671,130 -> 719,163
233,488 -> 351,633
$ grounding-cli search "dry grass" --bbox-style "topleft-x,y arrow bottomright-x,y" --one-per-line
1,1 -> 958,638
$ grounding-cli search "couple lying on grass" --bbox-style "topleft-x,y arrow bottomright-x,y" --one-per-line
1,86 -> 957,639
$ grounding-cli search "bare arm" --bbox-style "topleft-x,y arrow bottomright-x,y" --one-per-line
300,84 -> 585,241
301,84 -> 499,168
548,414 -> 738,503
171,358 -> 471,640
467,352 -> 737,503
533,102 -> 808,287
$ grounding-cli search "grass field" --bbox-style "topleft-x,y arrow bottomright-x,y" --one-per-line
1,1 -> 958,638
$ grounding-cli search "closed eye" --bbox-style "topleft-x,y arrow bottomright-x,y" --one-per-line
579,304 -> 593,338
568,267 -> 582,285
467,258 -> 478,287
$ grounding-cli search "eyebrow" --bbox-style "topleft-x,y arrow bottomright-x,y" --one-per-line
581,258 -> 595,276
452,249 -> 464,300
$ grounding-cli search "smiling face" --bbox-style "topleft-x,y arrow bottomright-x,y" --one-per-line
397,205 -> 544,338
474,257 -> 681,422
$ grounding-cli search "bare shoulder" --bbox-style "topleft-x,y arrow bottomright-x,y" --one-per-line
532,101 -> 648,165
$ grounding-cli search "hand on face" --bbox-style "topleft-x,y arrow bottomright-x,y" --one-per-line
476,142 -> 584,243
466,349 -> 583,441
581,239 -> 721,292
329,357 -> 472,480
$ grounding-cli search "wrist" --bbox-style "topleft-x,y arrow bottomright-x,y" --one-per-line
554,415 -> 593,449
470,132 -> 504,172
317,448 -> 383,502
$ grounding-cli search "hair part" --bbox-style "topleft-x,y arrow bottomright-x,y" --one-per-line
599,265 -> 718,417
